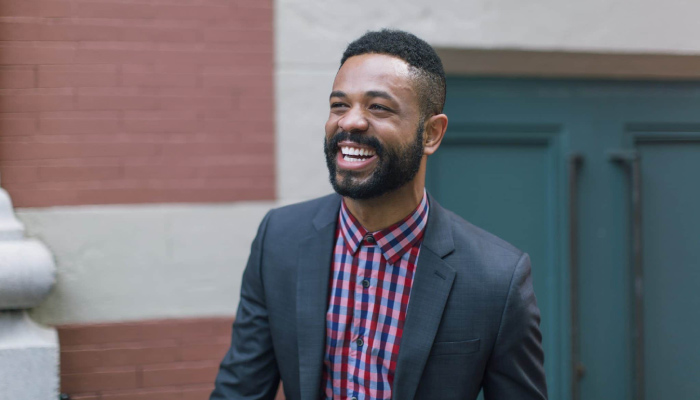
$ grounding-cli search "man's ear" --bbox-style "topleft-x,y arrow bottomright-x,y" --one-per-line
423,113 -> 448,156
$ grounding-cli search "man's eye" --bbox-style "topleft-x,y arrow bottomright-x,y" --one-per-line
330,102 -> 348,109
369,104 -> 391,111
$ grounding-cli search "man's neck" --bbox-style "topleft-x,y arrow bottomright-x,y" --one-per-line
343,183 -> 425,232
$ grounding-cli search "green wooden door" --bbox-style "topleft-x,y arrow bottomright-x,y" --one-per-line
427,78 -> 700,400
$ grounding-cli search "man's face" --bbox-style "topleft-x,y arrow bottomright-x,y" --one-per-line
324,54 -> 425,200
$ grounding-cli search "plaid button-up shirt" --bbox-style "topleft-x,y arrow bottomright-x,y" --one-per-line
322,193 -> 429,400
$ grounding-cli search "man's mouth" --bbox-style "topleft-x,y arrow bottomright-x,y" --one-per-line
339,145 -> 377,162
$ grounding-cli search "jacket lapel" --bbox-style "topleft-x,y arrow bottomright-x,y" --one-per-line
296,195 -> 341,400
393,195 -> 456,400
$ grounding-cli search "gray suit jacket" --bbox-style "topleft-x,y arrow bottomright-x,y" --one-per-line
211,193 -> 547,400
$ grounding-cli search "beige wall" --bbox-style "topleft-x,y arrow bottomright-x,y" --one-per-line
20,202 -> 273,324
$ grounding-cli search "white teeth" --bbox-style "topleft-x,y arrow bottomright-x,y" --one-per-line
340,146 -> 375,157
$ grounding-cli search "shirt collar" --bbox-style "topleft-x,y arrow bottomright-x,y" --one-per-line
338,190 -> 429,265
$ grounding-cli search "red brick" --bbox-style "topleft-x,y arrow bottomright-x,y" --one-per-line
203,27 -> 272,45
38,165 -> 121,181
69,394 -> 100,400
58,318 -> 234,347
38,65 -> 118,88
38,1 -> 72,18
237,0 -> 273,8
0,142 -> 159,161
5,188 -> 78,206
122,70 -> 197,88
97,385 -> 215,400
74,2 -> 156,19
75,42 -> 157,64
0,66 -> 35,89
0,19 -> 42,41
1,0 -> 274,208
0,42 -> 76,65
123,165 -> 198,179
76,87 -> 158,111
61,367 -> 138,393
0,166 -> 39,183
0,88 -> 74,112
0,1 -> 71,17
231,9 -> 273,30
141,361 -> 219,387
39,111 -> 120,134
201,72 -> 271,91
0,113 -> 36,135
174,318 -> 233,339
155,5 -> 232,20
179,338 -> 230,362
200,118 -> 272,134
180,385 -> 218,400
61,342 -> 180,372
40,20 -> 124,42
122,26 -> 199,43
0,1 -> 40,17
100,388 -> 180,400
158,94 -> 235,112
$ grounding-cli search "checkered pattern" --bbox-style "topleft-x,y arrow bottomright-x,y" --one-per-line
322,193 -> 429,400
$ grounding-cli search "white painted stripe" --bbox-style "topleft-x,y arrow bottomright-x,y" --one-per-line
17,202 -> 276,325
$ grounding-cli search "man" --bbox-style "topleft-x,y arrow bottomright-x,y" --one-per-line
211,30 -> 547,400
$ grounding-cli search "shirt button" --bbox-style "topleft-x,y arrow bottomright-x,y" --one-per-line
356,338 -> 364,347
351,397 -> 358,400
364,233 -> 376,244
361,279 -> 370,288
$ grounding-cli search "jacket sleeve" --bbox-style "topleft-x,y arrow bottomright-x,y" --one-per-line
482,253 -> 548,400
210,210 -> 280,400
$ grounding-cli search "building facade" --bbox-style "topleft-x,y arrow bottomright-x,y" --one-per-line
1,0 -> 699,399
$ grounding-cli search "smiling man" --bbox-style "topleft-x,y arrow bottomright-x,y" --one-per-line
211,30 -> 547,400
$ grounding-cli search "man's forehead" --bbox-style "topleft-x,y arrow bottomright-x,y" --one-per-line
333,53 -> 415,93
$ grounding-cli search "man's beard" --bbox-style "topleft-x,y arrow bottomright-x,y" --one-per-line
324,123 -> 424,200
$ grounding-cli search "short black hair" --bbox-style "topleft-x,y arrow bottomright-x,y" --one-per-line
340,29 -> 446,118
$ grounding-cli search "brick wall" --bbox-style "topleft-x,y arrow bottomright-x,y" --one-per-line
0,0 -> 274,207
58,317 -> 285,399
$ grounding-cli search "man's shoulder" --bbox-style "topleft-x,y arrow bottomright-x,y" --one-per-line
432,204 -> 528,288
434,202 -> 523,260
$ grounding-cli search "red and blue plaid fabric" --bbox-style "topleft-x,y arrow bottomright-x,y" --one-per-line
322,192 -> 429,400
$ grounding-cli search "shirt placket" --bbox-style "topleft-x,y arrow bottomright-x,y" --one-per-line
347,233 -> 378,400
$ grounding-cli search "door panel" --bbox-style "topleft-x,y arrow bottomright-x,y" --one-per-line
637,139 -> 700,400
431,78 -> 700,400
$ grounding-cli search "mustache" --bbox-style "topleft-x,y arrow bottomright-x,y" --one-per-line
326,131 -> 383,156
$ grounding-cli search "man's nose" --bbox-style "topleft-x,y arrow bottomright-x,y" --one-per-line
338,107 -> 369,133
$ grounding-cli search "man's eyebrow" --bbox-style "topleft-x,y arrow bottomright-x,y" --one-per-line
330,91 -> 346,99
329,90 -> 395,101
365,90 -> 394,101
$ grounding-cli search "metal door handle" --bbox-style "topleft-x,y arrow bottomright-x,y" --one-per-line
568,153 -> 585,400
609,150 -> 644,400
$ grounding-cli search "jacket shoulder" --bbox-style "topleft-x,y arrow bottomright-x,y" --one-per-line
437,206 -> 525,272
